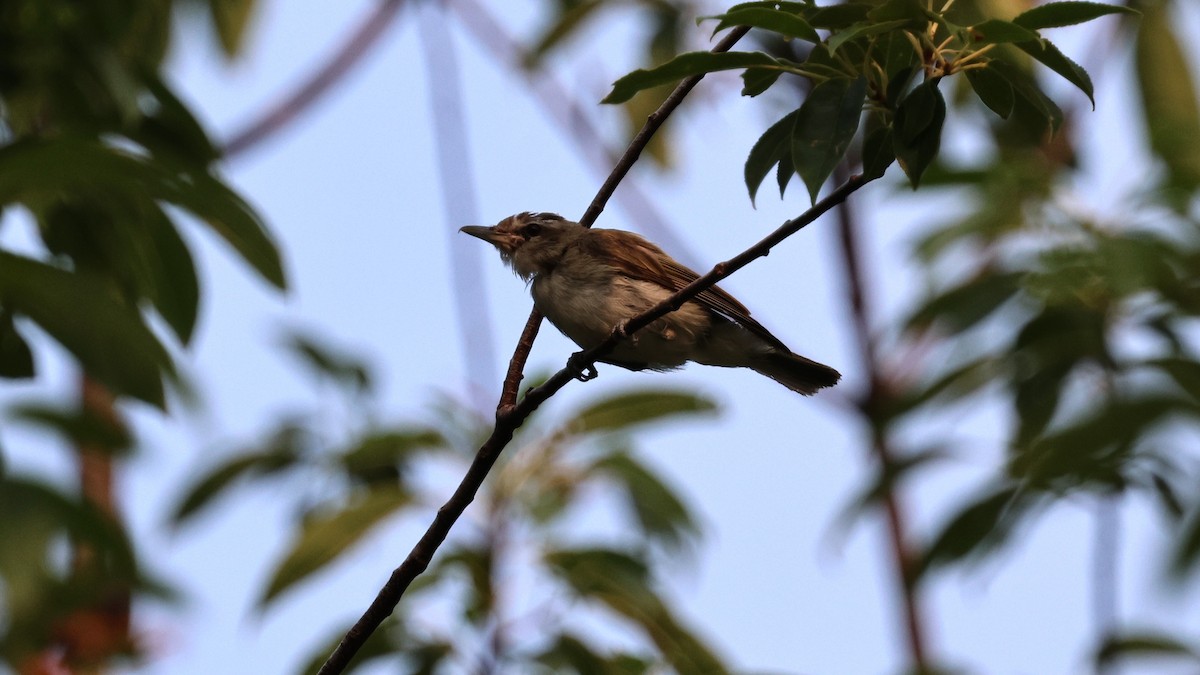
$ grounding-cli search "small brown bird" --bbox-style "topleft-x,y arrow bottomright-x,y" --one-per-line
461,212 -> 840,395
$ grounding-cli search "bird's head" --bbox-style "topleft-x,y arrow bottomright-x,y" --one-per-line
460,212 -> 580,279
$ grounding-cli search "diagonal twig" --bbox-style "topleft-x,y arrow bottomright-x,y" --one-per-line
316,24 -> 760,675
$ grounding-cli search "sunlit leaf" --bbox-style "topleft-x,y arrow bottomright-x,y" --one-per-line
259,487 -> 412,608
791,77 -> 868,203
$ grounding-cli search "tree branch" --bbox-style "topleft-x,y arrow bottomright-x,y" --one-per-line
316,24 -> 761,675
831,166 -> 930,668
316,170 -> 871,675
221,0 -> 407,159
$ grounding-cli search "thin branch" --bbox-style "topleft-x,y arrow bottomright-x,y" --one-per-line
315,172 -> 872,675
832,166 -> 930,668
447,0 -> 701,265
221,0 -> 407,159
314,24 -> 753,672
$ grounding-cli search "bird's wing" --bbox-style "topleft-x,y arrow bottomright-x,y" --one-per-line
589,229 -> 790,351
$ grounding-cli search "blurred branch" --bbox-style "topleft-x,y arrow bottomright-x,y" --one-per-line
447,0 -> 700,265
831,168 -> 931,669
221,0 -> 407,159
417,3 -> 499,400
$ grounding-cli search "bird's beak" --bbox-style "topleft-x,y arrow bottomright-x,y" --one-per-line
459,225 -> 517,252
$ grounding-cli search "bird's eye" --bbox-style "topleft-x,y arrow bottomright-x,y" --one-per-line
522,223 -> 542,239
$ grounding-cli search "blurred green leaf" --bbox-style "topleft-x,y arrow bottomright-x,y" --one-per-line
1095,631 -> 1200,668
919,485 -> 1031,576
989,59 -> 1064,137
704,7 -> 820,43
746,109 -> 800,204
906,271 -> 1022,333
296,617 -> 407,675
603,51 -> 791,104
170,427 -> 306,526
1135,1 -> 1200,196
1014,1 -> 1139,30
525,0 -> 608,65
143,206 -> 201,343
0,251 -> 173,407
259,487 -> 412,608
0,309 -> 34,379
284,331 -> 374,394
591,452 -> 698,549
567,389 -> 717,433
338,429 -> 446,486
1152,358 -> 1200,401
893,79 -> 947,187
209,0 -> 258,58
967,66 -> 1015,119
10,403 -> 133,454
0,138 -> 286,289
434,546 -> 494,624
545,547 -> 729,674
791,77 -> 868,203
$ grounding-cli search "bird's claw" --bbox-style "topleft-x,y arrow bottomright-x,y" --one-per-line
568,352 -> 599,382
614,319 -> 638,345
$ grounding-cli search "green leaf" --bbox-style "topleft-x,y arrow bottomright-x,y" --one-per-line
967,66 -> 1016,119
827,19 -> 911,54
791,77 -> 868,203
893,79 -> 946,188
746,109 -> 800,204
0,138 -> 286,290
741,67 -> 785,96
338,429 -> 447,486
545,547 -> 729,674
0,310 -> 34,379
603,51 -> 786,104
1151,358 -> 1200,401
1136,2 -> 1200,195
209,0 -> 258,57
0,252 -> 173,407
283,330 -> 374,394
10,403 -> 133,454
861,125 -> 896,180
170,431 -> 304,525
1095,632 -> 1199,668
918,485 -> 1030,576
989,59 -> 1064,136
295,618 -> 408,675
259,488 -> 412,608
704,8 -> 820,43
524,0 -> 608,65
144,206 -> 201,343
807,3 -> 872,30
568,389 -> 717,433
592,453 -> 699,549
1014,1 -> 1139,30
1018,38 -> 1095,107
867,0 -> 930,25
968,19 -> 1040,45
906,271 -> 1022,332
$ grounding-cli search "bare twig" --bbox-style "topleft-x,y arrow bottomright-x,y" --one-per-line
832,166 -> 930,668
315,170 -> 871,675
221,0 -> 407,159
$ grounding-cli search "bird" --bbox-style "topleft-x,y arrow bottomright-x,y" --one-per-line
460,212 -> 840,395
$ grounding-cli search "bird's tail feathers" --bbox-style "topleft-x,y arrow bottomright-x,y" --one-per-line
749,351 -> 841,396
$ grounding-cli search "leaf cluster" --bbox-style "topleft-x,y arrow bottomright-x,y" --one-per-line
170,338 -> 726,674
603,0 -> 1134,201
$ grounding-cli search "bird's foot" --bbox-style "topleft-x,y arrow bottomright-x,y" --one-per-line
567,352 -> 599,382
